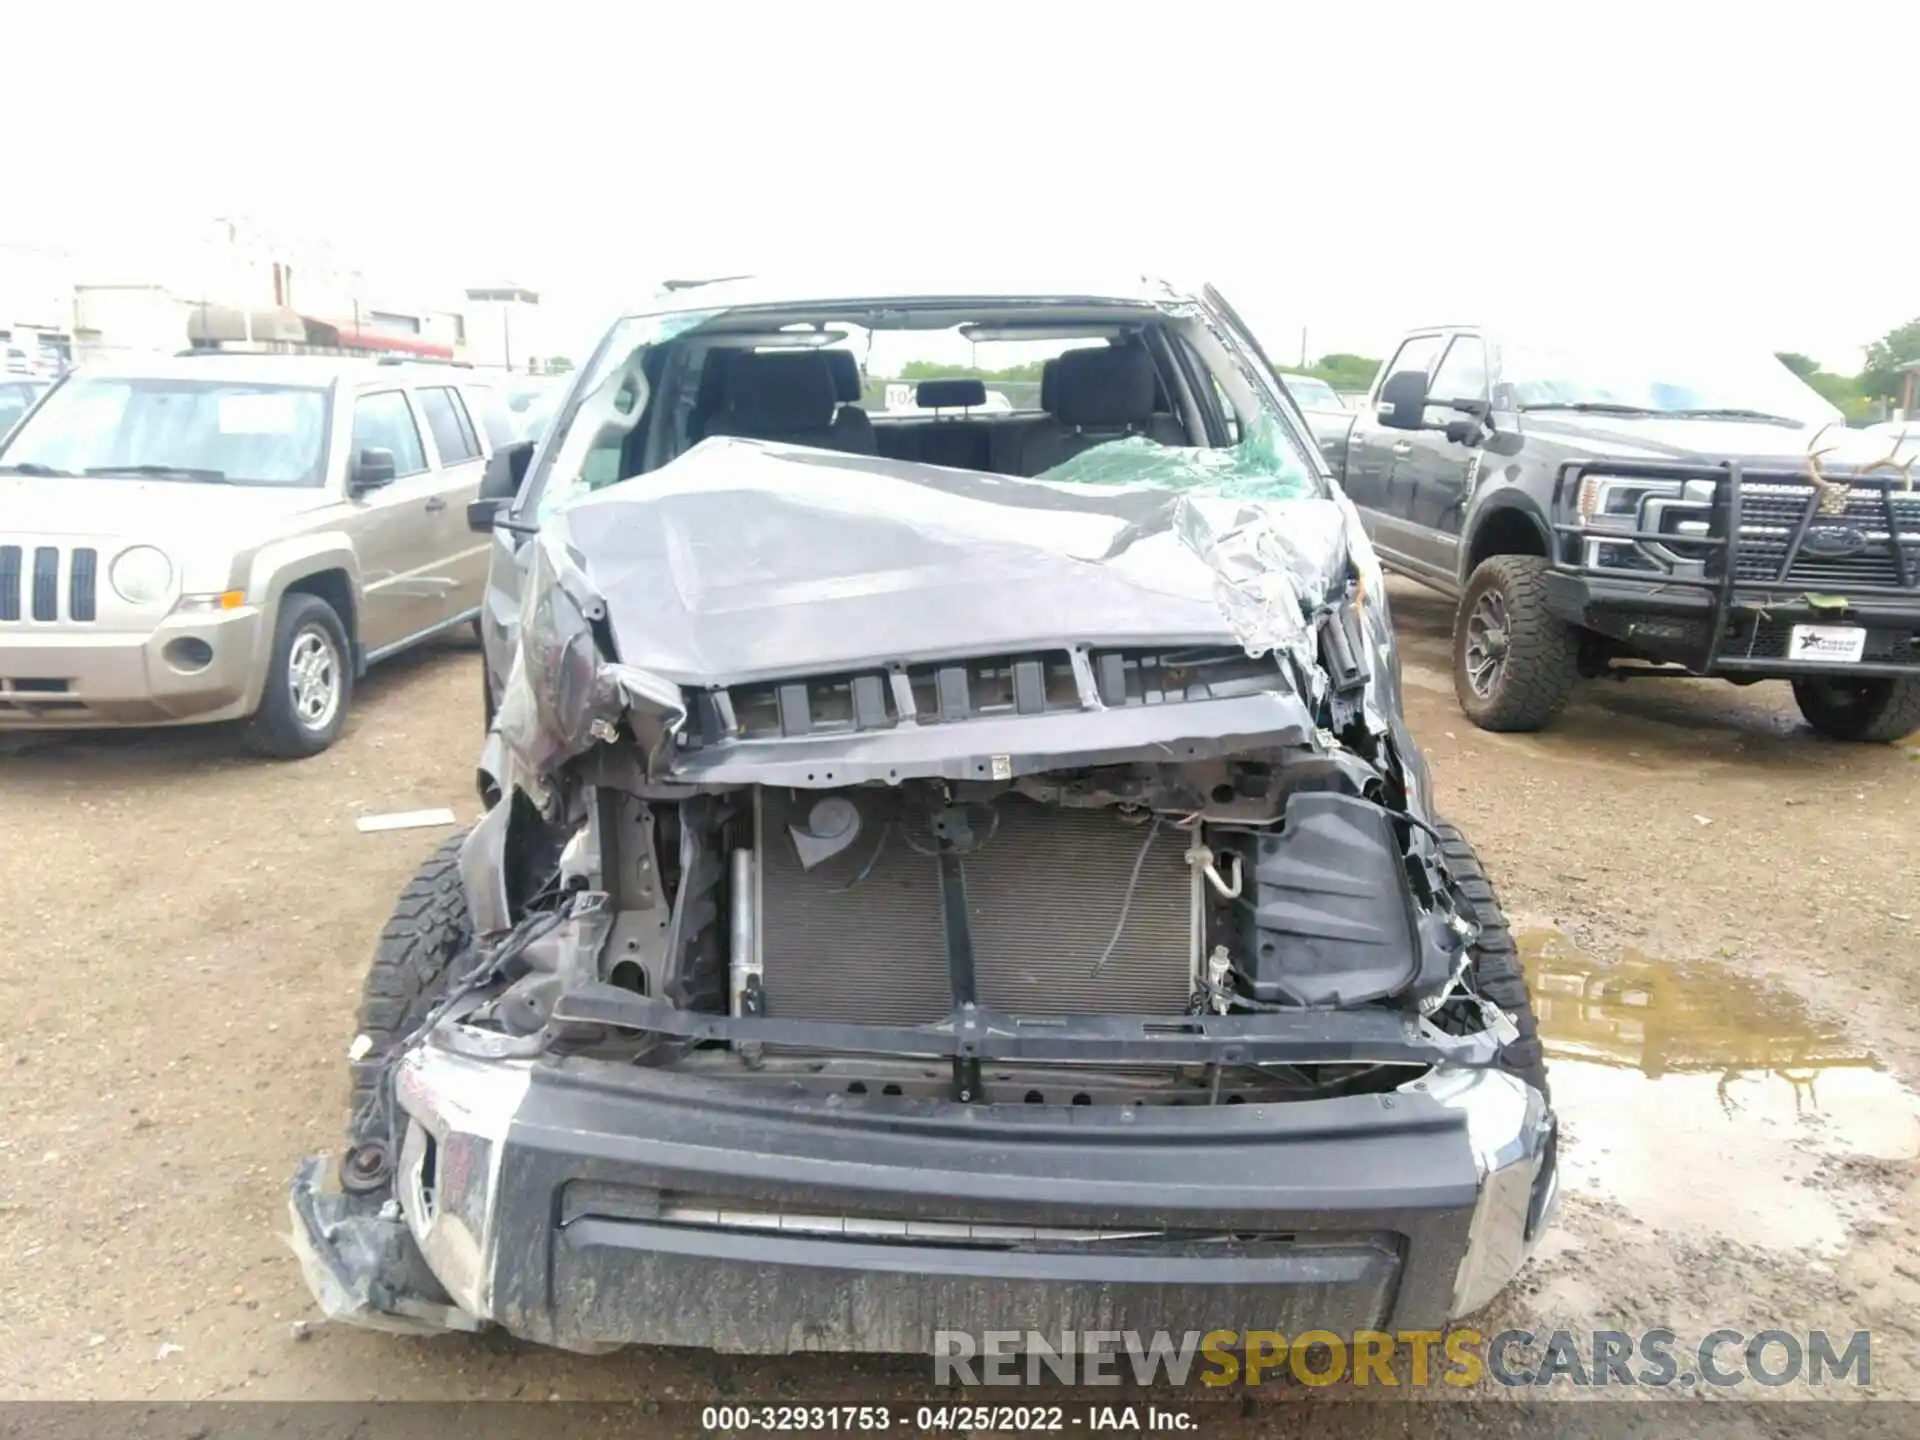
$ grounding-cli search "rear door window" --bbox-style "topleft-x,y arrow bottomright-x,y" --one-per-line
417,386 -> 480,463
351,390 -> 427,476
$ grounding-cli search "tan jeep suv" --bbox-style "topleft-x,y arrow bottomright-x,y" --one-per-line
0,354 -> 520,757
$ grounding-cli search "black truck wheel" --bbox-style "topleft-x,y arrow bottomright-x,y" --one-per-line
1436,822 -> 1548,1100
243,593 -> 354,758
346,833 -> 474,1161
1453,555 -> 1579,732
1791,675 -> 1920,744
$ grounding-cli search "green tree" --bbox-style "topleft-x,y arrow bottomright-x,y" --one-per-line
1277,353 -> 1382,394
1774,350 -> 1867,420
897,359 -> 1045,382
546,356 -> 575,374
1860,318 -> 1920,402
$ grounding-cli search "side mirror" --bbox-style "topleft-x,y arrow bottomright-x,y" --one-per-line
467,497 -> 506,533
351,447 -> 397,491
1377,371 -> 1430,431
480,440 -> 535,501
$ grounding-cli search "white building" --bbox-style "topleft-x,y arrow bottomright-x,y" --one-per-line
462,283 -> 551,372
61,217 -> 467,363
0,241 -> 80,370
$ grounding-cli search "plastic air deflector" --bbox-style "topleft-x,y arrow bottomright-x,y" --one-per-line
1239,791 -> 1421,1008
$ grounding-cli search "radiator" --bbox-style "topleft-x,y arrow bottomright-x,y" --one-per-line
753,789 -> 1197,1025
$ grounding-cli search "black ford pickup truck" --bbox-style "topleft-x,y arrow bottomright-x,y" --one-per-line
1311,328 -> 1920,741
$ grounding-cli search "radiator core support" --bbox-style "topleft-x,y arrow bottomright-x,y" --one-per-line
747,787 -> 1199,1025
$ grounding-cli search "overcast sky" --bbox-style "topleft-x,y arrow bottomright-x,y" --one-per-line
9,2 -> 1916,371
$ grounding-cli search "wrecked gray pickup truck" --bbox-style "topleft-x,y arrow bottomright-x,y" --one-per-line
289,277 -> 1558,1355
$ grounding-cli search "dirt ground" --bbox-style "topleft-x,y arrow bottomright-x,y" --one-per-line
1,579 -> 1916,1421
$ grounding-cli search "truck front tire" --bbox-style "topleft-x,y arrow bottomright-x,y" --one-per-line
347,833 -> 473,1156
1436,822 -> 1548,1100
1791,675 -> 1920,743
1453,556 -> 1579,732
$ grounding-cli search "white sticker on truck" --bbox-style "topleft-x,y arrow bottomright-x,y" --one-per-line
1787,625 -> 1867,664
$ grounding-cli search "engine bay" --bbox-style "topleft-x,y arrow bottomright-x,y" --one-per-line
436,741 -> 1499,1109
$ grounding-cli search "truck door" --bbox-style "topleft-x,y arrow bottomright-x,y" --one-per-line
1346,333 -> 1444,566
1395,333 -> 1491,581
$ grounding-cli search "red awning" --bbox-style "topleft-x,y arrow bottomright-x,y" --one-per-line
299,316 -> 454,360
328,326 -> 455,360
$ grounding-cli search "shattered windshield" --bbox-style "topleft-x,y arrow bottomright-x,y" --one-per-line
1034,415 -> 1316,500
526,298 -> 1323,522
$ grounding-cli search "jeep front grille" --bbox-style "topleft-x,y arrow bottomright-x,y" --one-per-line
0,543 -> 99,623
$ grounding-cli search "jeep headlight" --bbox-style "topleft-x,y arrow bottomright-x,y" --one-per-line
109,545 -> 174,605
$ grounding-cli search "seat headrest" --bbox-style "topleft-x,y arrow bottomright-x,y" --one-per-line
1054,345 -> 1158,428
822,350 -> 863,404
915,377 -> 987,410
722,352 -> 837,430
1039,358 -> 1059,413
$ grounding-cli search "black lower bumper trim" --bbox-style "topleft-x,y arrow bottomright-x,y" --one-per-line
482,1064 -> 1489,1352
551,1218 -> 1399,1354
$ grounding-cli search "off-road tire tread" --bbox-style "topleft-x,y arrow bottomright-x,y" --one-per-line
1791,674 -> 1920,744
242,593 -> 353,759
347,832 -> 473,1138
1436,822 -> 1548,1100
1454,555 -> 1578,733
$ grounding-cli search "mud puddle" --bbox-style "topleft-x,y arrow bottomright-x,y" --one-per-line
1522,929 -> 1920,1252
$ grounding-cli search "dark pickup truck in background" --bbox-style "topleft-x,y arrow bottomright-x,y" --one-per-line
1306,329 -> 1920,742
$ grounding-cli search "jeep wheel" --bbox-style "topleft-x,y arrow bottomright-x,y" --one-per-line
1436,822 -> 1548,1100
242,593 -> 353,759
1453,556 -> 1578,732
346,832 -> 473,1159
1791,675 -> 1920,743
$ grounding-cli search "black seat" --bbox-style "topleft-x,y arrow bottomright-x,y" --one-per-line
1013,345 -> 1182,476
912,378 -> 992,471
822,350 -> 876,453
705,352 -> 874,454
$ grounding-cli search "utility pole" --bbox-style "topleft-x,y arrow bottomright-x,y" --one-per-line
503,304 -> 513,373
1299,327 -> 1308,369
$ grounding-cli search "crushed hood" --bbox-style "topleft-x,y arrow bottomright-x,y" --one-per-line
493,433 -> 1397,792
550,437 -> 1352,683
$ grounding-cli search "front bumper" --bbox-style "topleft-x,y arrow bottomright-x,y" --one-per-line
1546,459 -> 1920,678
291,1044 -> 1558,1354
0,608 -> 268,727
1543,572 -> 1920,678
